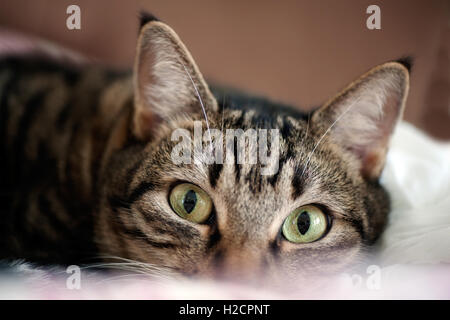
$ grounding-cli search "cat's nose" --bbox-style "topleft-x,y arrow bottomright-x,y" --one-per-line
208,247 -> 266,281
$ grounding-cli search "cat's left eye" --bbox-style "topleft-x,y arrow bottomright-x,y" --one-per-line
282,205 -> 329,243
169,183 -> 213,224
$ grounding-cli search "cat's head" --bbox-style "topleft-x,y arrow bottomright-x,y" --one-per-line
96,15 -> 409,283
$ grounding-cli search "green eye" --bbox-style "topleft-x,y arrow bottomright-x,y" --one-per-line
282,205 -> 328,243
169,183 -> 213,224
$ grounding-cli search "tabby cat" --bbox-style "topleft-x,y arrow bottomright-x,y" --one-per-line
0,14 -> 410,282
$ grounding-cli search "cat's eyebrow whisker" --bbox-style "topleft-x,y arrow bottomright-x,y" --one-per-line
301,98 -> 360,179
179,59 -> 214,154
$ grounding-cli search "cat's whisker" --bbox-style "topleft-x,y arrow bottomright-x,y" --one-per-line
179,59 -> 214,154
89,256 -> 160,270
94,272 -> 160,286
83,262 -> 176,281
87,255 -> 179,279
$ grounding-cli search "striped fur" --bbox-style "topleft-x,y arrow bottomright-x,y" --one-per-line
0,18 -> 409,283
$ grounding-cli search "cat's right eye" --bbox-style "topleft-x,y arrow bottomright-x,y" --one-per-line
169,183 -> 213,224
282,205 -> 329,243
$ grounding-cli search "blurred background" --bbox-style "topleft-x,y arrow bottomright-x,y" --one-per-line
0,0 -> 448,139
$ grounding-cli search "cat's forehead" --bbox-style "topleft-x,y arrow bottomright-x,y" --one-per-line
173,110 -> 324,204
217,97 -> 309,128
165,105 -> 337,200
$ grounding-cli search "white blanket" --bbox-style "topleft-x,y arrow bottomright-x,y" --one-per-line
379,122 -> 450,265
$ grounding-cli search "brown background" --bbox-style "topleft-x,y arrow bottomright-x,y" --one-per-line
0,0 -> 448,139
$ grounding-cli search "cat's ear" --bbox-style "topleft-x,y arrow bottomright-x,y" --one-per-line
311,60 -> 410,180
133,14 -> 218,140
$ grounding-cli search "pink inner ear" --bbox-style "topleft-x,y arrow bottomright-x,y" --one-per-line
0,28 -> 87,65
360,91 -> 403,179
320,67 -> 407,180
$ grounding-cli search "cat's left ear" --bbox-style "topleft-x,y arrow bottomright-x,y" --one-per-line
133,14 -> 218,140
311,60 -> 410,180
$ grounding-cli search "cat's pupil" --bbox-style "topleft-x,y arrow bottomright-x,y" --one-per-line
183,190 -> 197,213
297,212 -> 310,235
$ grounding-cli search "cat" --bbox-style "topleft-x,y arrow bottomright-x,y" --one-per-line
0,13 -> 410,283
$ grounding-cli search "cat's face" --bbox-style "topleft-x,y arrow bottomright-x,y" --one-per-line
96,16 -> 409,283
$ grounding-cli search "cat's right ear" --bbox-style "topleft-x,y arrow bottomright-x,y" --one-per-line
311,60 -> 410,180
132,14 -> 218,140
